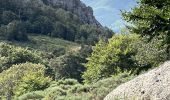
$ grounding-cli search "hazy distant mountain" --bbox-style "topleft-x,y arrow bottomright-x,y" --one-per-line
81,0 -> 137,33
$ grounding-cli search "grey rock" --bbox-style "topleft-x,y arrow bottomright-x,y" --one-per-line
104,61 -> 170,100
46,0 -> 102,27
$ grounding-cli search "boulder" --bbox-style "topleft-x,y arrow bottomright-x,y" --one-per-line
104,61 -> 170,100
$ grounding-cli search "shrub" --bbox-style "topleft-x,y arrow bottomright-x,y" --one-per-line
69,84 -> 91,94
17,72 -> 134,100
0,63 -> 51,98
44,87 -> 67,100
17,91 -> 44,100
43,79 -> 79,100
89,72 -> 135,100
57,95 -> 91,100
0,42 -> 41,71
56,79 -> 79,86
49,52 -> 86,82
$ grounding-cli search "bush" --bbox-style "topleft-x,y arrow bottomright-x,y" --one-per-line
44,87 -> 67,100
43,79 -> 79,100
0,63 -> 51,98
49,52 -> 86,82
56,79 -> 79,86
0,42 -> 41,71
17,91 -> 44,100
18,72 -> 134,100
89,72 -> 134,100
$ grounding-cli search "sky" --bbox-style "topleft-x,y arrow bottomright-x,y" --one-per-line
81,0 -> 137,33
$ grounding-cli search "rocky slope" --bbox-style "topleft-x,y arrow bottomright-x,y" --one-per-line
45,0 -> 102,27
104,61 -> 170,100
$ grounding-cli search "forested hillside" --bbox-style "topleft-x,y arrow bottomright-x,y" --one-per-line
0,0 -> 169,100
0,0 -> 113,44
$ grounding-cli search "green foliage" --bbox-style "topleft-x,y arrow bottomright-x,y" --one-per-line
0,42 -> 41,71
17,91 -> 44,100
89,72 -> 134,100
32,16 -> 54,35
47,45 -> 91,82
4,20 -> 28,41
76,24 -> 113,45
43,79 -> 79,100
50,22 -> 67,38
9,34 -> 79,54
132,37 -> 168,72
56,79 -> 79,86
0,0 -> 113,44
18,72 -> 134,100
83,34 -> 139,83
0,63 -> 51,99
1,11 -> 19,25
49,52 -> 86,82
122,0 -> 170,55
44,87 -> 67,100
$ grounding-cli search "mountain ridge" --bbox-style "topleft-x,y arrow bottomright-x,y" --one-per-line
43,0 -> 102,27
0,0 -> 113,44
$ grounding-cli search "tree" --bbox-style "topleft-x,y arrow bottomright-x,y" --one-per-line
1,11 -> 18,25
0,0 -> 113,44
32,16 -> 53,35
50,22 -> 67,38
122,0 -> 170,56
6,20 -> 28,41
83,35 -> 139,83
77,24 -> 113,45
132,37 -> 167,72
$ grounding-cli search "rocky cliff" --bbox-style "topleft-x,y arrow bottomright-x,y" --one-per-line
104,61 -> 170,100
45,0 -> 102,27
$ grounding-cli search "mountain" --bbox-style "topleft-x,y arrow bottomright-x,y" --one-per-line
81,0 -> 137,32
0,0 -> 113,44
45,0 -> 102,27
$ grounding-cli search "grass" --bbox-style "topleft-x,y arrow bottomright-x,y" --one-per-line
0,34 -> 80,53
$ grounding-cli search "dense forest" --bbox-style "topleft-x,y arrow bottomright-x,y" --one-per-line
0,0 -> 169,100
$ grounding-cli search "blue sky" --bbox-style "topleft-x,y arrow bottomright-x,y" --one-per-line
81,0 -> 137,33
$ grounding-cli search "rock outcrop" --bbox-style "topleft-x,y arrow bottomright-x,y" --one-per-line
45,0 -> 102,27
104,61 -> 170,100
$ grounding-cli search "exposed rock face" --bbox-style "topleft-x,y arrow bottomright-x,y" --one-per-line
104,61 -> 170,100
46,0 -> 102,27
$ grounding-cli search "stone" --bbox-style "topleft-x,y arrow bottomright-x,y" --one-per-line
104,61 -> 170,100
46,0 -> 102,27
